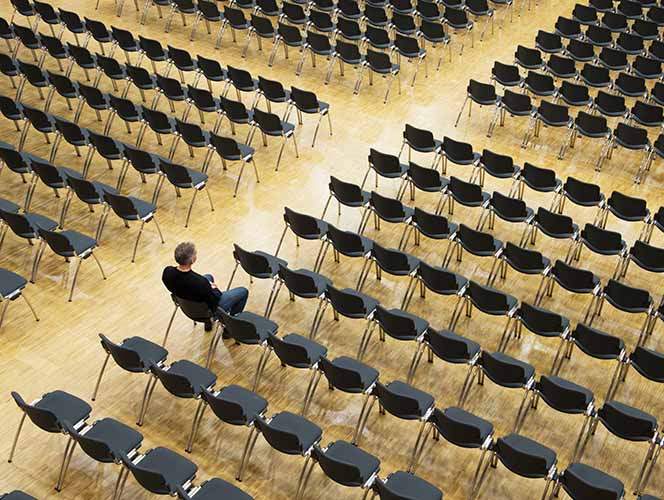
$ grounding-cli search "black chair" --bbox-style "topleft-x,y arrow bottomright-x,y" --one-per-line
116,145 -> 161,193
615,345 -> 664,404
137,35 -> 168,74
579,63 -> 611,89
618,240 -> 664,284
487,242 -> 550,290
217,7 -> 250,48
359,191 -> 414,246
418,20 -> 451,70
0,491 -> 37,500
536,258 -> 600,313
0,268 -> 38,331
17,104 -> 55,152
474,149 -> 519,187
236,411 -> 322,494
164,0 -> 197,33
255,76 -> 290,113
32,227 -> 106,301
442,224 -> 502,274
23,157 -> 79,212
488,89 -> 534,139
503,301 -> 569,360
569,223 -> 625,270
362,148 -> 409,190
190,0 -> 223,41
286,87 -> 332,148
575,401 -> 659,496
455,79 -> 499,130
523,71 -> 555,98
320,176 -> 370,220
57,418 -> 144,492
372,470 -> 442,500
449,280 -> 517,341
357,242 -> 419,293
356,49 -> 401,104
600,190 -> 650,231
315,224 -> 373,275
491,61 -> 522,87
97,191 -> 164,262
477,191 -> 533,237
441,136 -> 480,174
243,14 -> 275,57
298,440 -> 380,498
110,26 -> 139,63
462,351 -> 536,432
559,111 -> 610,161
551,463 -> 625,500
522,100 -> 572,150
248,108 -> 298,171
266,264 -> 332,320
177,478 -> 253,500
399,205 -> 456,251
554,176 -> 604,216
536,30 -> 563,54
444,7 -> 474,54
59,9 -> 86,46
310,283 -> 378,340
154,159 -> 213,228
441,176 -> 489,218
598,47 -> 629,72
82,130 -> 124,178
115,446 -> 198,499
521,206 -> 577,252
269,22 -> 304,68
275,206 -> 328,261
514,45 -> 543,70
410,406 -> 492,499
9,390 -> 92,488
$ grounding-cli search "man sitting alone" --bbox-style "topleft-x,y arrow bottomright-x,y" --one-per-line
162,241 -> 249,331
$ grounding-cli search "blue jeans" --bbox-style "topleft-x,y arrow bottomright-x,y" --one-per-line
205,274 -> 249,315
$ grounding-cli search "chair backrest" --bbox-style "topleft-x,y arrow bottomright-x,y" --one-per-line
537,375 -> 592,414
103,191 -> 139,219
99,333 -> 151,372
467,280 -> 511,314
607,190 -> 648,219
278,265 -> 319,296
490,191 -> 527,219
425,328 -> 478,363
457,224 -> 497,254
374,305 -> 422,339
312,443 -> 370,487
290,86 -> 319,111
37,228 -> 76,256
604,278 -> 651,311
0,209 -> 36,236
630,346 -> 664,383
503,242 -> 545,273
253,108 -> 283,133
559,463 -> 624,500
329,176 -> 364,204
10,391 -> 62,432
370,191 -> 407,219
65,174 -> 101,201
564,176 -> 602,205
326,285 -> 372,316
326,224 -> 366,255
535,207 -> 575,236
201,387 -> 260,425
522,162 -> 558,191
581,223 -> 623,254
61,420 -> 120,463
267,334 -> 314,368
571,323 -> 623,358
480,351 -> 533,387
254,413 -> 309,453
375,381 -> 431,418
443,136 -> 474,163
430,406 -> 492,447
233,244 -> 275,277
120,449 -> 182,494
551,260 -> 597,292
502,89 -> 532,113
284,207 -> 323,237
418,261 -> 460,294
172,294 -> 213,322
29,159 -> 63,186
494,434 -> 555,478
227,65 -> 254,89
220,310 -> 263,344
449,176 -> 482,203
371,243 -> 413,274
366,48 -> 392,70
518,302 -> 565,336
210,133 -> 241,158
319,356 -> 369,391
368,148 -> 402,175
151,363 -> 197,397
597,401 -> 657,441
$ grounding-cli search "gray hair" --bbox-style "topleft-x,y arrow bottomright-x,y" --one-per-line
174,242 -> 196,266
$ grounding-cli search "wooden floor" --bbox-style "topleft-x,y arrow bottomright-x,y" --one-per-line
1,0 -> 663,498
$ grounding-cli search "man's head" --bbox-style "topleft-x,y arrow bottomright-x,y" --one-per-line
174,242 -> 197,268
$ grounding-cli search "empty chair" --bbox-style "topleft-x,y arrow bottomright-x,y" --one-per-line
115,446 -> 198,500
217,7 -> 250,48
32,227 -> 106,301
320,176 -> 369,220
535,259 -> 600,315
521,207 -> 577,251
0,268 -> 38,331
515,45 -> 543,70
450,279 -> 517,338
399,123 -> 442,167
442,224 -> 502,272
503,302 -> 569,360
248,108 -> 298,171
614,345 -> 664,403
488,89 -> 534,139
359,191 -> 414,244
575,400 -> 659,496
491,61 -> 522,87
551,463 -> 625,500
355,49 -> 400,104
97,191 -> 164,263
9,389 -> 92,488
487,242 -> 550,289
579,63 -> 611,89
569,223 -> 625,269
555,176 -> 604,216
236,410 -> 322,493
536,30 -> 563,54
309,284 -> 378,340
356,242 -> 419,293
441,176 -> 489,218
399,205 -> 456,251
559,111 -> 610,161
372,470 -> 442,500
522,100 -> 572,149
455,79 -> 499,129
269,22 -> 304,67
600,190 -> 650,230
286,87 -> 331,148
275,207 -> 328,261
362,148 -> 408,190
266,264 -> 331,320
473,433 -> 557,500
441,136 -> 480,174
24,158 -> 79,212
618,240 -> 664,283
298,440 -> 380,499
477,191 -> 533,235
176,478 -> 253,500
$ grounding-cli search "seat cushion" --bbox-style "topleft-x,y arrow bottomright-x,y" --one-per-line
36,390 -> 92,427
293,268 -> 333,295
128,196 -> 157,219
168,360 -> 217,394
139,446 -> 197,490
25,212 -> 59,232
0,268 -> 27,297
0,197 -> 19,213
379,470 -> 443,500
85,417 -> 144,459
122,336 -> 168,368
269,411 -> 323,452
383,308 -> 429,337
3,492 -> 39,500
190,478 -> 253,500
280,333 -> 328,366
322,440 -> 380,484
561,462 -> 624,500
255,250 -> 287,275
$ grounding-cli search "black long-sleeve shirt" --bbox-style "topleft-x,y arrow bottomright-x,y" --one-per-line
162,266 -> 219,311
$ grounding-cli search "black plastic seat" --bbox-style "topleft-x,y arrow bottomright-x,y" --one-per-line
515,45 -> 543,70
555,463 -> 624,500
373,470 -> 442,500
357,242 -> 419,293
491,61 -> 522,87
363,148 -> 409,190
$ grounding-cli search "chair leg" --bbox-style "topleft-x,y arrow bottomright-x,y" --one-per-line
7,412 -> 27,463
236,426 -> 261,481
301,369 -> 322,415
185,399 -> 207,453
91,352 -> 111,401
136,375 -> 158,426
162,304 -> 179,346
55,436 -> 77,492
352,394 -> 377,446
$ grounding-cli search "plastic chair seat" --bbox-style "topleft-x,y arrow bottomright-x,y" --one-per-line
34,390 -> 92,427
322,440 -> 381,482
84,417 -> 143,460
538,375 -> 592,413
432,406 -> 493,447
25,212 -> 59,233
380,308 -> 428,336
288,268 -> 331,297
278,333 -> 328,367
0,268 -> 27,297
0,197 -> 19,214
426,329 -> 479,363
335,288 -> 379,319
496,434 -> 556,478
560,463 -> 624,500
